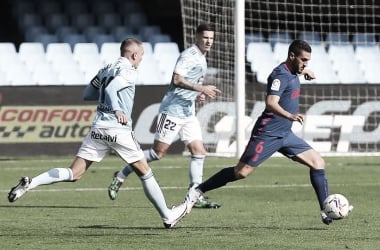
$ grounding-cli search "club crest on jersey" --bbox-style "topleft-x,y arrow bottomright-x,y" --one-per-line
271,79 -> 281,91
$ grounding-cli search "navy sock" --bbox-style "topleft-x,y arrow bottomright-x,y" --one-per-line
198,167 -> 237,193
310,169 -> 329,210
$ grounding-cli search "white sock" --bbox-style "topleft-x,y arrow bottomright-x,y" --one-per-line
144,148 -> 160,162
29,168 -> 73,190
189,155 -> 205,186
140,169 -> 169,219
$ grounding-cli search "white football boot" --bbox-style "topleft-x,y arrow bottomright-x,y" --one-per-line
8,177 -> 32,202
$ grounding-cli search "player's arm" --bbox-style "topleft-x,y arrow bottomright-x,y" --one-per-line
301,68 -> 316,80
83,76 -> 101,100
172,73 -> 221,99
266,94 -> 304,124
104,76 -> 128,125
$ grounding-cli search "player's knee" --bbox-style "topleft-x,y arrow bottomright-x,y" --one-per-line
234,168 -> 249,179
311,157 -> 325,170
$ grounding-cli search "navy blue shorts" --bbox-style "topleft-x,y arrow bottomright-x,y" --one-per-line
239,131 -> 312,167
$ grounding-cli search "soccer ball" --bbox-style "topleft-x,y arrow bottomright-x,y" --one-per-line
323,194 -> 353,219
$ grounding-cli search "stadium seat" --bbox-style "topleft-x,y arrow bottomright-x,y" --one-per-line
57,64 -> 86,85
123,13 -> 147,32
138,54 -> 164,85
83,26 -> 107,42
325,33 -> 350,46
111,26 -> 134,41
71,13 -> 95,31
335,61 -> 366,84
143,42 -> 154,56
298,32 -> 322,44
362,61 -> 380,84
155,53 -> 177,83
25,26 -> 49,42
64,1 -> 88,15
78,55 -> 104,82
18,42 -> 46,66
355,45 -> 380,63
91,1 -> 115,14
12,1 -> 35,17
251,56 -> 278,84
268,32 -> 292,47
18,13 -> 43,32
55,26 -> 79,41
154,42 -> 180,58
45,43 -> 72,62
37,1 -> 61,16
5,64 -> 34,86
62,34 -> 88,50
148,34 -> 171,46
45,13 -> 69,33
73,43 -> 100,63
273,42 -> 289,62
100,42 -> 120,64
246,42 -> 273,63
118,1 -> 143,14
0,42 -> 17,55
91,34 -> 116,49
328,44 -> 356,65
352,33 -> 377,46
97,13 -> 121,30
32,34 -> 59,50
140,25 -> 162,42
32,62 -> 61,85
245,32 -> 265,44
306,60 -> 339,84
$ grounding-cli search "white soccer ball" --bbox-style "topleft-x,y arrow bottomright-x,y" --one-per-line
323,194 -> 353,219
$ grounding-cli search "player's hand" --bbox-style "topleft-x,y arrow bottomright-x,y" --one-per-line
201,85 -> 221,99
196,92 -> 206,104
115,110 -> 128,125
302,69 -> 316,80
291,113 -> 305,125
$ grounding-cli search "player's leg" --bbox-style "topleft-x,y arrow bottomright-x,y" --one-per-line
281,132 -> 332,224
113,131 -> 187,228
8,130 -> 102,202
185,134 -> 279,212
8,157 -> 92,202
108,141 -> 171,200
108,113 -> 179,200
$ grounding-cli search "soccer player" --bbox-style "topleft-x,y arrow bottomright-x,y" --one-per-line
108,23 -> 222,209
185,39 -> 341,225
7,38 -> 187,229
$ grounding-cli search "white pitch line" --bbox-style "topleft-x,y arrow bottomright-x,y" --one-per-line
1,182 -> 379,194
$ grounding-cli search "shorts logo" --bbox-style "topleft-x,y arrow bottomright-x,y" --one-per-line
91,131 -> 117,142
271,79 -> 281,91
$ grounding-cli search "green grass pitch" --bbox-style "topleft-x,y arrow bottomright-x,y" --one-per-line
1,155 -> 379,250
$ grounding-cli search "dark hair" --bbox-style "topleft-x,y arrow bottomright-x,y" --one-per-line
120,37 -> 142,56
288,39 -> 312,57
196,23 -> 214,35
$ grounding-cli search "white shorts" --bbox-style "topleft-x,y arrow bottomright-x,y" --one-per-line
77,127 -> 144,164
154,113 -> 203,145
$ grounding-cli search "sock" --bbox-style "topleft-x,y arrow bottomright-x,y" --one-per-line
189,154 -> 205,186
118,148 -> 160,181
310,169 -> 329,210
144,148 -> 160,162
198,167 -> 238,193
140,169 -> 169,219
29,168 -> 73,190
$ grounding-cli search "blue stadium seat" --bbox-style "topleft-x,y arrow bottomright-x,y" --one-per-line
123,13 -> 148,33
25,26 -> 48,42
97,13 -> 121,30
83,26 -> 107,42
140,25 -> 162,42
352,33 -> 377,46
148,34 -> 171,46
325,33 -> 350,46
56,26 -> 79,41
268,32 -> 292,47
18,13 -> 43,32
71,13 -> 95,31
45,13 -> 69,33
245,33 -> 265,44
37,1 -> 61,16
91,1 -> 115,14
62,34 -> 88,50
91,34 -> 116,49
32,34 -> 59,49
118,1 -> 143,14
298,32 -> 322,44
111,26 -> 134,41
64,1 -> 88,15
12,1 -> 35,17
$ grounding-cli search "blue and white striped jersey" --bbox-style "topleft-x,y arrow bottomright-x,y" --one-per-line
84,57 -> 138,130
159,44 -> 207,118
